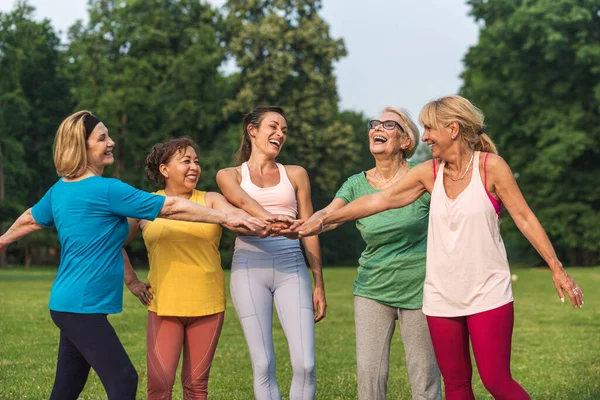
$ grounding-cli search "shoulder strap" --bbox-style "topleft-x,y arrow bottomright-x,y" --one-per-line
484,153 -> 489,189
433,159 -> 437,181
240,162 -> 249,184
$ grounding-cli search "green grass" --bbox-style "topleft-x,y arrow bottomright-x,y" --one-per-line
0,267 -> 598,399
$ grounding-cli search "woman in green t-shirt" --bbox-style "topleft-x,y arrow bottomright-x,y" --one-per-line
301,107 -> 441,400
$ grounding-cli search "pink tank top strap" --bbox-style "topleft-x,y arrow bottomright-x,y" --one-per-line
433,159 -> 437,181
276,163 -> 293,187
483,153 -> 502,216
240,161 -> 251,185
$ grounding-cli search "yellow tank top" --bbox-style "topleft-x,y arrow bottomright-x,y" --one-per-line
143,190 -> 225,316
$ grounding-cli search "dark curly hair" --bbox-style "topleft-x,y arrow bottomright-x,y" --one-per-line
145,137 -> 198,188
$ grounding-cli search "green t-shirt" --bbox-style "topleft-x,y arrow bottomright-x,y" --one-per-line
335,162 -> 430,309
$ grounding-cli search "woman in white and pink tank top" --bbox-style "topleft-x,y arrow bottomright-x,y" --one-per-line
299,96 -> 583,400
217,106 -> 325,400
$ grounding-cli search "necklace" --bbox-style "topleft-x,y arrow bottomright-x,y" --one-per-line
373,161 -> 406,185
446,152 -> 474,181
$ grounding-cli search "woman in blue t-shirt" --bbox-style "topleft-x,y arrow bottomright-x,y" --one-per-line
0,110 -> 263,400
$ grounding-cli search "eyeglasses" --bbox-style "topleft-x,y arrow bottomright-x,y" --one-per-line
368,120 -> 405,133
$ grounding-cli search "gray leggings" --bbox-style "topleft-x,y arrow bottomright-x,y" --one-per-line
354,296 -> 441,400
231,236 -> 316,400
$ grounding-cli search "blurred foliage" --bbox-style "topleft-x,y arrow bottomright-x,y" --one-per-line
1,0 -> 598,267
462,0 -> 600,265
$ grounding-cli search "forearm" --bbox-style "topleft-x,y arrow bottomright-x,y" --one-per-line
515,213 -> 562,271
0,209 -> 44,248
302,236 -> 325,288
230,195 -> 272,220
307,209 -> 342,233
323,194 -> 387,226
122,249 -> 140,286
160,197 -> 228,224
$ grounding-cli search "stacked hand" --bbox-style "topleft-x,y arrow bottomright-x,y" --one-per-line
261,215 -> 303,239
224,215 -> 266,232
295,218 -> 323,238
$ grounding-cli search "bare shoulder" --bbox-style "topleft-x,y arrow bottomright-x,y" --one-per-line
284,165 -> 309,180
283,165 -> 309,192
216,166 -> 242,183
411,159 -> 437,177
204,191 -> 226,208
481,153 -> 511,175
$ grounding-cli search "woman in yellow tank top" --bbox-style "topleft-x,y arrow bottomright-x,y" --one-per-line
122,137 -> 260,400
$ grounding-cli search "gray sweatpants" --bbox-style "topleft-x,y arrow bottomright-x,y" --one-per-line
231,236 -> 316,400
354,296 -> 441,400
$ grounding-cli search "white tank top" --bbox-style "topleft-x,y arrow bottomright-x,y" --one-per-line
240,162 -> 298,218
423,151 -> 513,317
236,162 -> 300,253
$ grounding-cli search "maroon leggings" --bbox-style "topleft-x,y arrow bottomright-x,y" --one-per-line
426,302 -> 530,400
147,311 -> 224,400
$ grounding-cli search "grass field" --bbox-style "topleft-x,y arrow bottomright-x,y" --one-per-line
0,266 -> 598,400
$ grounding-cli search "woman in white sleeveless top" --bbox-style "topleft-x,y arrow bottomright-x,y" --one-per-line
298,95 -> 583,400
217,106 -> 326,400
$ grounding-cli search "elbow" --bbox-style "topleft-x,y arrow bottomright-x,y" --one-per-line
24,209 -> 43,231
160,197 -> 179,217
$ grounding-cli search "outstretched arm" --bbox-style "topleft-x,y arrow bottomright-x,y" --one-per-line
287,198 -> 347,236
159,196 -> 264,231
489,154 -> 583,308
0,209 -> 45,254
205,192 -> 271,236
298,163 -> 430,237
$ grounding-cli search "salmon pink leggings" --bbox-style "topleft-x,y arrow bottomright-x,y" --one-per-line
426,302 -> 530,400
147,311 -> 224,400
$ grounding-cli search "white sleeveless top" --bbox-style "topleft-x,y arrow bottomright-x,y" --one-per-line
423,151 -> 513,317
239,162 -> 298,218
235,162 -> 300,254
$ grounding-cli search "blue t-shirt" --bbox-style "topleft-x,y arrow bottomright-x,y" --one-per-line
31,176 -> 166,314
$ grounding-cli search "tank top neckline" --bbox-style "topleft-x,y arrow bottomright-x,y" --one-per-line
242,162 -> 288,190
439,151 -> 482,202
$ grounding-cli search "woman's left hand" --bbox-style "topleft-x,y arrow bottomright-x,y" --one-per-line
552,267 -> 583,309
313,285 -> 327,323
127,280 -> 153,306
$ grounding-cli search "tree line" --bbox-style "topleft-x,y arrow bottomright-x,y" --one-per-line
0,0 -> 598,267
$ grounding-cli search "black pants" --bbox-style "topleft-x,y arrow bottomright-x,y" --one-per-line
49,311 -> 138,400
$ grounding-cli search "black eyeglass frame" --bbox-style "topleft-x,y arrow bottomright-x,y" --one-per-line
368,119 -> 405,133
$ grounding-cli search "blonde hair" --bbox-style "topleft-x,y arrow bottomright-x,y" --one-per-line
381,106 -> 419,159
53,110 -> 92,178
418,95 -> 498,154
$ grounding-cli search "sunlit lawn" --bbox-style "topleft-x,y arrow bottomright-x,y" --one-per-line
0,266 -> 598,399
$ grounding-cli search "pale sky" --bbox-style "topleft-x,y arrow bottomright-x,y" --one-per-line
0,0 -> 479,122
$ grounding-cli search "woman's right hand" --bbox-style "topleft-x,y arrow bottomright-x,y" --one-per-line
126,280 -> 153,306
297,218 -> 324,238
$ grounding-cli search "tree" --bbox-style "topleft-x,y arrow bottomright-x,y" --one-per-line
462,0 -> 600,265
66,0 -> 230,190
222,0 -> 361,196
0,1 -> 70,266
